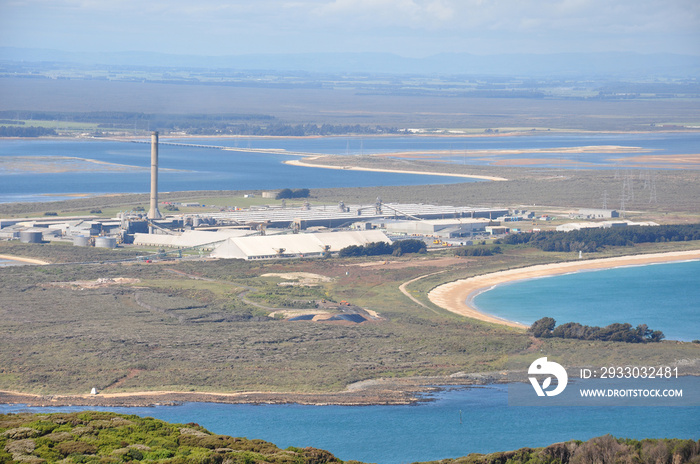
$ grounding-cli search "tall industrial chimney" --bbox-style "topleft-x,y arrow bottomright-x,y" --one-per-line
147,131 -> 162,220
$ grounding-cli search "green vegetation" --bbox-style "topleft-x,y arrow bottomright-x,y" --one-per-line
275,188 -> 311,200
529,317 -> 665,343
0,126 -> 57,137
193,123 -> 398,136
453,245 -> 502,257
2,413 -> 698,463
499,223 -> 700,252
338,239 -> 426,257
426,435 -> 700,464
0,111 -> 398,136
244,279 -> 329,309
0,412 -> 344,463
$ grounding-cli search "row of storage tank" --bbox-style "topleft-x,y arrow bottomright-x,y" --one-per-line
73,235 -> 118,248
18,230 -> 117,248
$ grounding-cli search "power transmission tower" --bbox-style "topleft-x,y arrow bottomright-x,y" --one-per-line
620,177 -> 631,217
627,172 -> 635,203
649,173 -> 658,204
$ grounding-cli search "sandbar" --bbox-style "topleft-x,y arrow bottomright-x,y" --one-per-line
284,158 -> 508,181
0,254 -> 50,265
427,249 -> 700,329
377,145 -> 651,159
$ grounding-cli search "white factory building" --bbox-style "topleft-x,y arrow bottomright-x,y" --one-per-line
210,230 -> 391,260
384,218 -> 492,238
556,220 -> 659,232
133,229 -> 253,249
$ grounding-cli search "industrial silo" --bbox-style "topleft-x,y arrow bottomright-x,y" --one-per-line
73,235 -> 90,247
94,236 -> 117,249
19,230 -> 43,243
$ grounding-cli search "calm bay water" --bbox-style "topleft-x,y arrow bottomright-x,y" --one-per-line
1,133 -> 699,202
0,137 -> 476,203
2,383 -> 698,464
472,260 -> 700,341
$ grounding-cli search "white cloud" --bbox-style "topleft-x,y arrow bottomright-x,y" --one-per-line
0,0 -> 698,55
312,0 -> 455,29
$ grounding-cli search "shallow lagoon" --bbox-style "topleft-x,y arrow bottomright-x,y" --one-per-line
2,132 -> 699,202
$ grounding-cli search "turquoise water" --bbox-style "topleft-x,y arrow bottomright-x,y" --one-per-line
2,383 -> 698,464
472,260 -> 700,341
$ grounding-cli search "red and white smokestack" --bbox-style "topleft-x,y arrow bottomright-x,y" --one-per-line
147,131 -> 162,220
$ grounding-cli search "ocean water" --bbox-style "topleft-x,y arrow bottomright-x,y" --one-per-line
1,382 -> 698,464
472,260 -> 700,341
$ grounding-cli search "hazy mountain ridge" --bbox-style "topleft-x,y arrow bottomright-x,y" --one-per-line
2,47 -> 699,77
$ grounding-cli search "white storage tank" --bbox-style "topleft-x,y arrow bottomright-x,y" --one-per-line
73,235 -> 90,247
94,236 -> 117,249
19,230 -> 43,243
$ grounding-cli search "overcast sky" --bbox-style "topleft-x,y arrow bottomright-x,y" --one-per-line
1,0 -> 698,57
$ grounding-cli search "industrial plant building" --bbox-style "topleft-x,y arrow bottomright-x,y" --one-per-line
210,230 -> 391,260
133,229 -> 252,249
202,202 -> 508,230
556,220 -> 659,232
384,218 -> 492,238
575,208 -> 620,219
0,134 -> 516,260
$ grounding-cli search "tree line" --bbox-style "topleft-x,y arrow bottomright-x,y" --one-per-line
0,111 -> 399,136
275,188 -> 310,200
0,126 -> 57,137
188,123 -> 400,136
339,239 -> 427,258
529,317 -> 664,343
454,245 -> 502,257
497,223 -> 700,252
0,110 -> 273,124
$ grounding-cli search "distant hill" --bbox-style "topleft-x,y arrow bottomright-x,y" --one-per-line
2,47 -> 699,77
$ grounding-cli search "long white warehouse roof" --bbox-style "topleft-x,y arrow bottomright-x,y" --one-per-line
134,229 -> 252,248
210,230 -> 391,260
206,203 -> 505,224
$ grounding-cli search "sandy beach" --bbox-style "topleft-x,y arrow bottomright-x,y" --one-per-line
427,249 -> 700,328
284,158 -> 508,181
0,254 -> 50,265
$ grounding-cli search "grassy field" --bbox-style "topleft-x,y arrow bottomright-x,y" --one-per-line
1,239 -> 698,397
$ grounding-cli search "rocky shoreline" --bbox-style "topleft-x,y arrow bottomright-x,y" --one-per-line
0,373 -> 508,408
